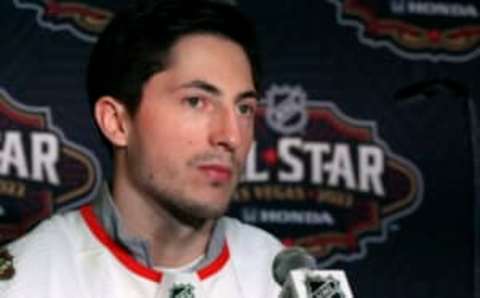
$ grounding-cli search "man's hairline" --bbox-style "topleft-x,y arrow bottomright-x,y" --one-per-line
119,31 -> 257,117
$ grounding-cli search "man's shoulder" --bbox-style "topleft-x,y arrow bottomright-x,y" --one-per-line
221,216 -> 283,295
0,209 -> 86,296
222,216 -> 282,249
5,209 -> 84,254
221,216 -> 283,263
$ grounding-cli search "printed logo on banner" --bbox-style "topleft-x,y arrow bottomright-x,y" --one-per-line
0,88 -> 101,243
170,284 -> 195,298
326,0 -> 480,62
306,275 -> 345,298
230,84 -> 424,266
12,0 -> 113,42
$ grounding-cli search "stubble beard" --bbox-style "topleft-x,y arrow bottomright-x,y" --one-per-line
131,149 -> 243,228
141,172 -> 238,228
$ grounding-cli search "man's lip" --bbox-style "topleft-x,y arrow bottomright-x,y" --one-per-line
198,164 -> 233,182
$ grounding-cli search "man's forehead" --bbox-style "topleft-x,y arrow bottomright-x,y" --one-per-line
177,79 -> 258,101
157,34 -> 256,96
166,33 -> 251,71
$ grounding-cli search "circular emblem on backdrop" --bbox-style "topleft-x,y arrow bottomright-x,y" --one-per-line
0,88 -> 101,243
265,85 -> 309,135
231,84 -> 424,267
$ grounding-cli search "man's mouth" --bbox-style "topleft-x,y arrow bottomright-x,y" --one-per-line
197,164 -> 233,183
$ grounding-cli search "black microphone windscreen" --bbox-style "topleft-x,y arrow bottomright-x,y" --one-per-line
272,247 -> 317,286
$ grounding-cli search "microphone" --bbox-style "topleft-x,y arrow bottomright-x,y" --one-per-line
273,247 -> 317,285
272,247 -> 354,298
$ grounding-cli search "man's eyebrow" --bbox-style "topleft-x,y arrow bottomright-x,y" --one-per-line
237,90 -> 259,102
178,80 -> 221,96
179,79 -> 259,101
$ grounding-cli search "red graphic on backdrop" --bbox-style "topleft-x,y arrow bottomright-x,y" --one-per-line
0,89 -> 100,243
327,0 -> 480,62
231,85 -> 423,266
13,0 -> 112,42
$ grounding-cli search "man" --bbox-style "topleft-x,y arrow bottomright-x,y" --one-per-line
0,0 -> 283,297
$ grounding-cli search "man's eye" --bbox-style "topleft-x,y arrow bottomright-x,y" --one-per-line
237,103 -> 255,116
185,96 -> 203,108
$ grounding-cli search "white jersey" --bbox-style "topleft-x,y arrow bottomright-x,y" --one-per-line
0,205 -> 283,298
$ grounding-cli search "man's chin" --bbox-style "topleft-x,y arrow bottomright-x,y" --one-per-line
162,196 -> 230,228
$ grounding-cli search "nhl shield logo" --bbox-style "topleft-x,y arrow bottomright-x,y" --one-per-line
306,275 -> 345,298
232,84 -> 424,267
170,284 -> 195,298
265,85 -> 309,135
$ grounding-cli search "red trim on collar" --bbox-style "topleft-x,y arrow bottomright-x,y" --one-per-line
80,205 -> 162,283
197,242 -> 230,280
80,204 -> 231,282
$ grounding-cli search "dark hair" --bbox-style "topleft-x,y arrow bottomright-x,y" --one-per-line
87,0 -> 260,115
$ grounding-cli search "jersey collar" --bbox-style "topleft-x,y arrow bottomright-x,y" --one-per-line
80,183 -> 230,283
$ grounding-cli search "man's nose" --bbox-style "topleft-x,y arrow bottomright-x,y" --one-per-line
209,107 -> 241,152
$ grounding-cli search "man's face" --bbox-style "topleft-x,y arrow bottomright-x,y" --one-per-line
123,34 -> 257,222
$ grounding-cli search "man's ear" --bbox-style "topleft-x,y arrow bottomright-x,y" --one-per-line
94,96 -> 131,147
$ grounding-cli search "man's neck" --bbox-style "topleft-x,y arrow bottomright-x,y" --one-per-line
110,179 -> 215,268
